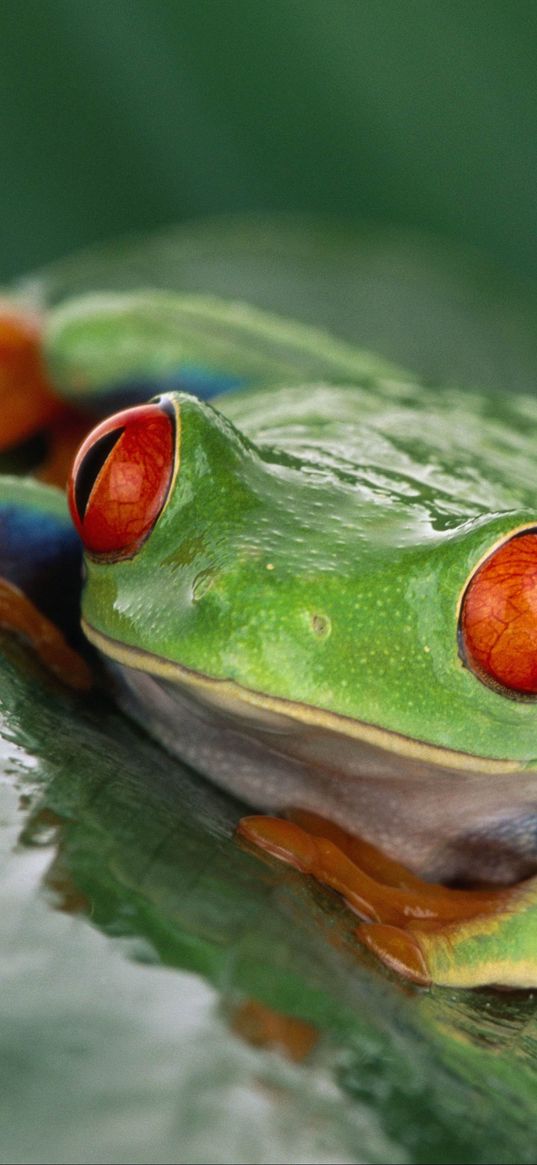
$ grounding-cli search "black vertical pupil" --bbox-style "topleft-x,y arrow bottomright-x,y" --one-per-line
74,427 -> 124,520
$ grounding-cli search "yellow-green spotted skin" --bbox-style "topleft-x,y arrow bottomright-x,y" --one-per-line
414,880 -> 537,989
46,292 -> 537,989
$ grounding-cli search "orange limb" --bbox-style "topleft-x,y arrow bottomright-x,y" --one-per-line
355,923 -> 433,985
0,577 -> 93,691
0,305 -> 65,449
230,999 -> 318,1062
45,850 -> 92,915
288,808 -> 446,891
237,815 -> 514,985
238,817 -> 509,926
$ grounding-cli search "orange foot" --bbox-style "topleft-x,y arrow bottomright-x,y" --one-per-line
237,812 -> 513,987
230,999 -> 318,1062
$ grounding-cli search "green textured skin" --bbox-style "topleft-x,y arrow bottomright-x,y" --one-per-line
45,297 -> 537,986
82,381 -> 537,763
417,880 -> 537,988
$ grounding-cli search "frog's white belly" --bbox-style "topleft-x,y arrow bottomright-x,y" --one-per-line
106,657 -> 537,886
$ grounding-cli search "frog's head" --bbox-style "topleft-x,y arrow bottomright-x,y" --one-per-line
69,389 -> 537,773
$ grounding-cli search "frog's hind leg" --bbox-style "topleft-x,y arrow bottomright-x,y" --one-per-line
237,814 -> 532,988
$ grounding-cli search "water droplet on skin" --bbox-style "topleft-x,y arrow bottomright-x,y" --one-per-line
192,571 -> 215,601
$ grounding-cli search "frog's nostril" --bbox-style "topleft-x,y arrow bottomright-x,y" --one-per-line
68,401 -> 176,559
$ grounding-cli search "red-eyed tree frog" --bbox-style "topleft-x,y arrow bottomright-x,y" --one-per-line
1,290 -> 537,991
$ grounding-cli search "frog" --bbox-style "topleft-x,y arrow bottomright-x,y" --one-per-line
3,289 -> 537,991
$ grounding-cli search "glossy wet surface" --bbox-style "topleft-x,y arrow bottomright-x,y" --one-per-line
0,638 -> 536,1165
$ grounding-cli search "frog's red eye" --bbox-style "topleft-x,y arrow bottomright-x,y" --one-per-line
460,531 -> 537,695
68,401 -> 175,558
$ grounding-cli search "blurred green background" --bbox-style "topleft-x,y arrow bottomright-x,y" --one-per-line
1,0 -> 537,282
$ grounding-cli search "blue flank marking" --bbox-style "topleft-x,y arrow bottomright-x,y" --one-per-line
0,503 -> 83,646
97,365 -> 246,412
175,364 -> 246,400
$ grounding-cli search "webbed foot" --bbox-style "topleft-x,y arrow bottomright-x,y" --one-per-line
238,813 -> 537,989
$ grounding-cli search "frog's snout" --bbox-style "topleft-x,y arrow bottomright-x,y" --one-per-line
68,397 -> 177,560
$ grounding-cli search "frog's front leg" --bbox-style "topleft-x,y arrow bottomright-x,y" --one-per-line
360,880 -> 537,989
238,815 -> 537,989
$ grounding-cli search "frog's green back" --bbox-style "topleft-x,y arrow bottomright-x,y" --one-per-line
221,377 -> 537,523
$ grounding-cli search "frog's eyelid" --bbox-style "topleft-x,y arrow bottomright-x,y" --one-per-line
151,392 -> 182,516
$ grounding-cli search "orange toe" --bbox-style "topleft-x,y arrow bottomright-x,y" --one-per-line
357,923 -> 431,986
237,816 -> 320,872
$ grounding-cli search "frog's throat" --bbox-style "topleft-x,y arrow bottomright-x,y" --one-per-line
82,619 -> 523,775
